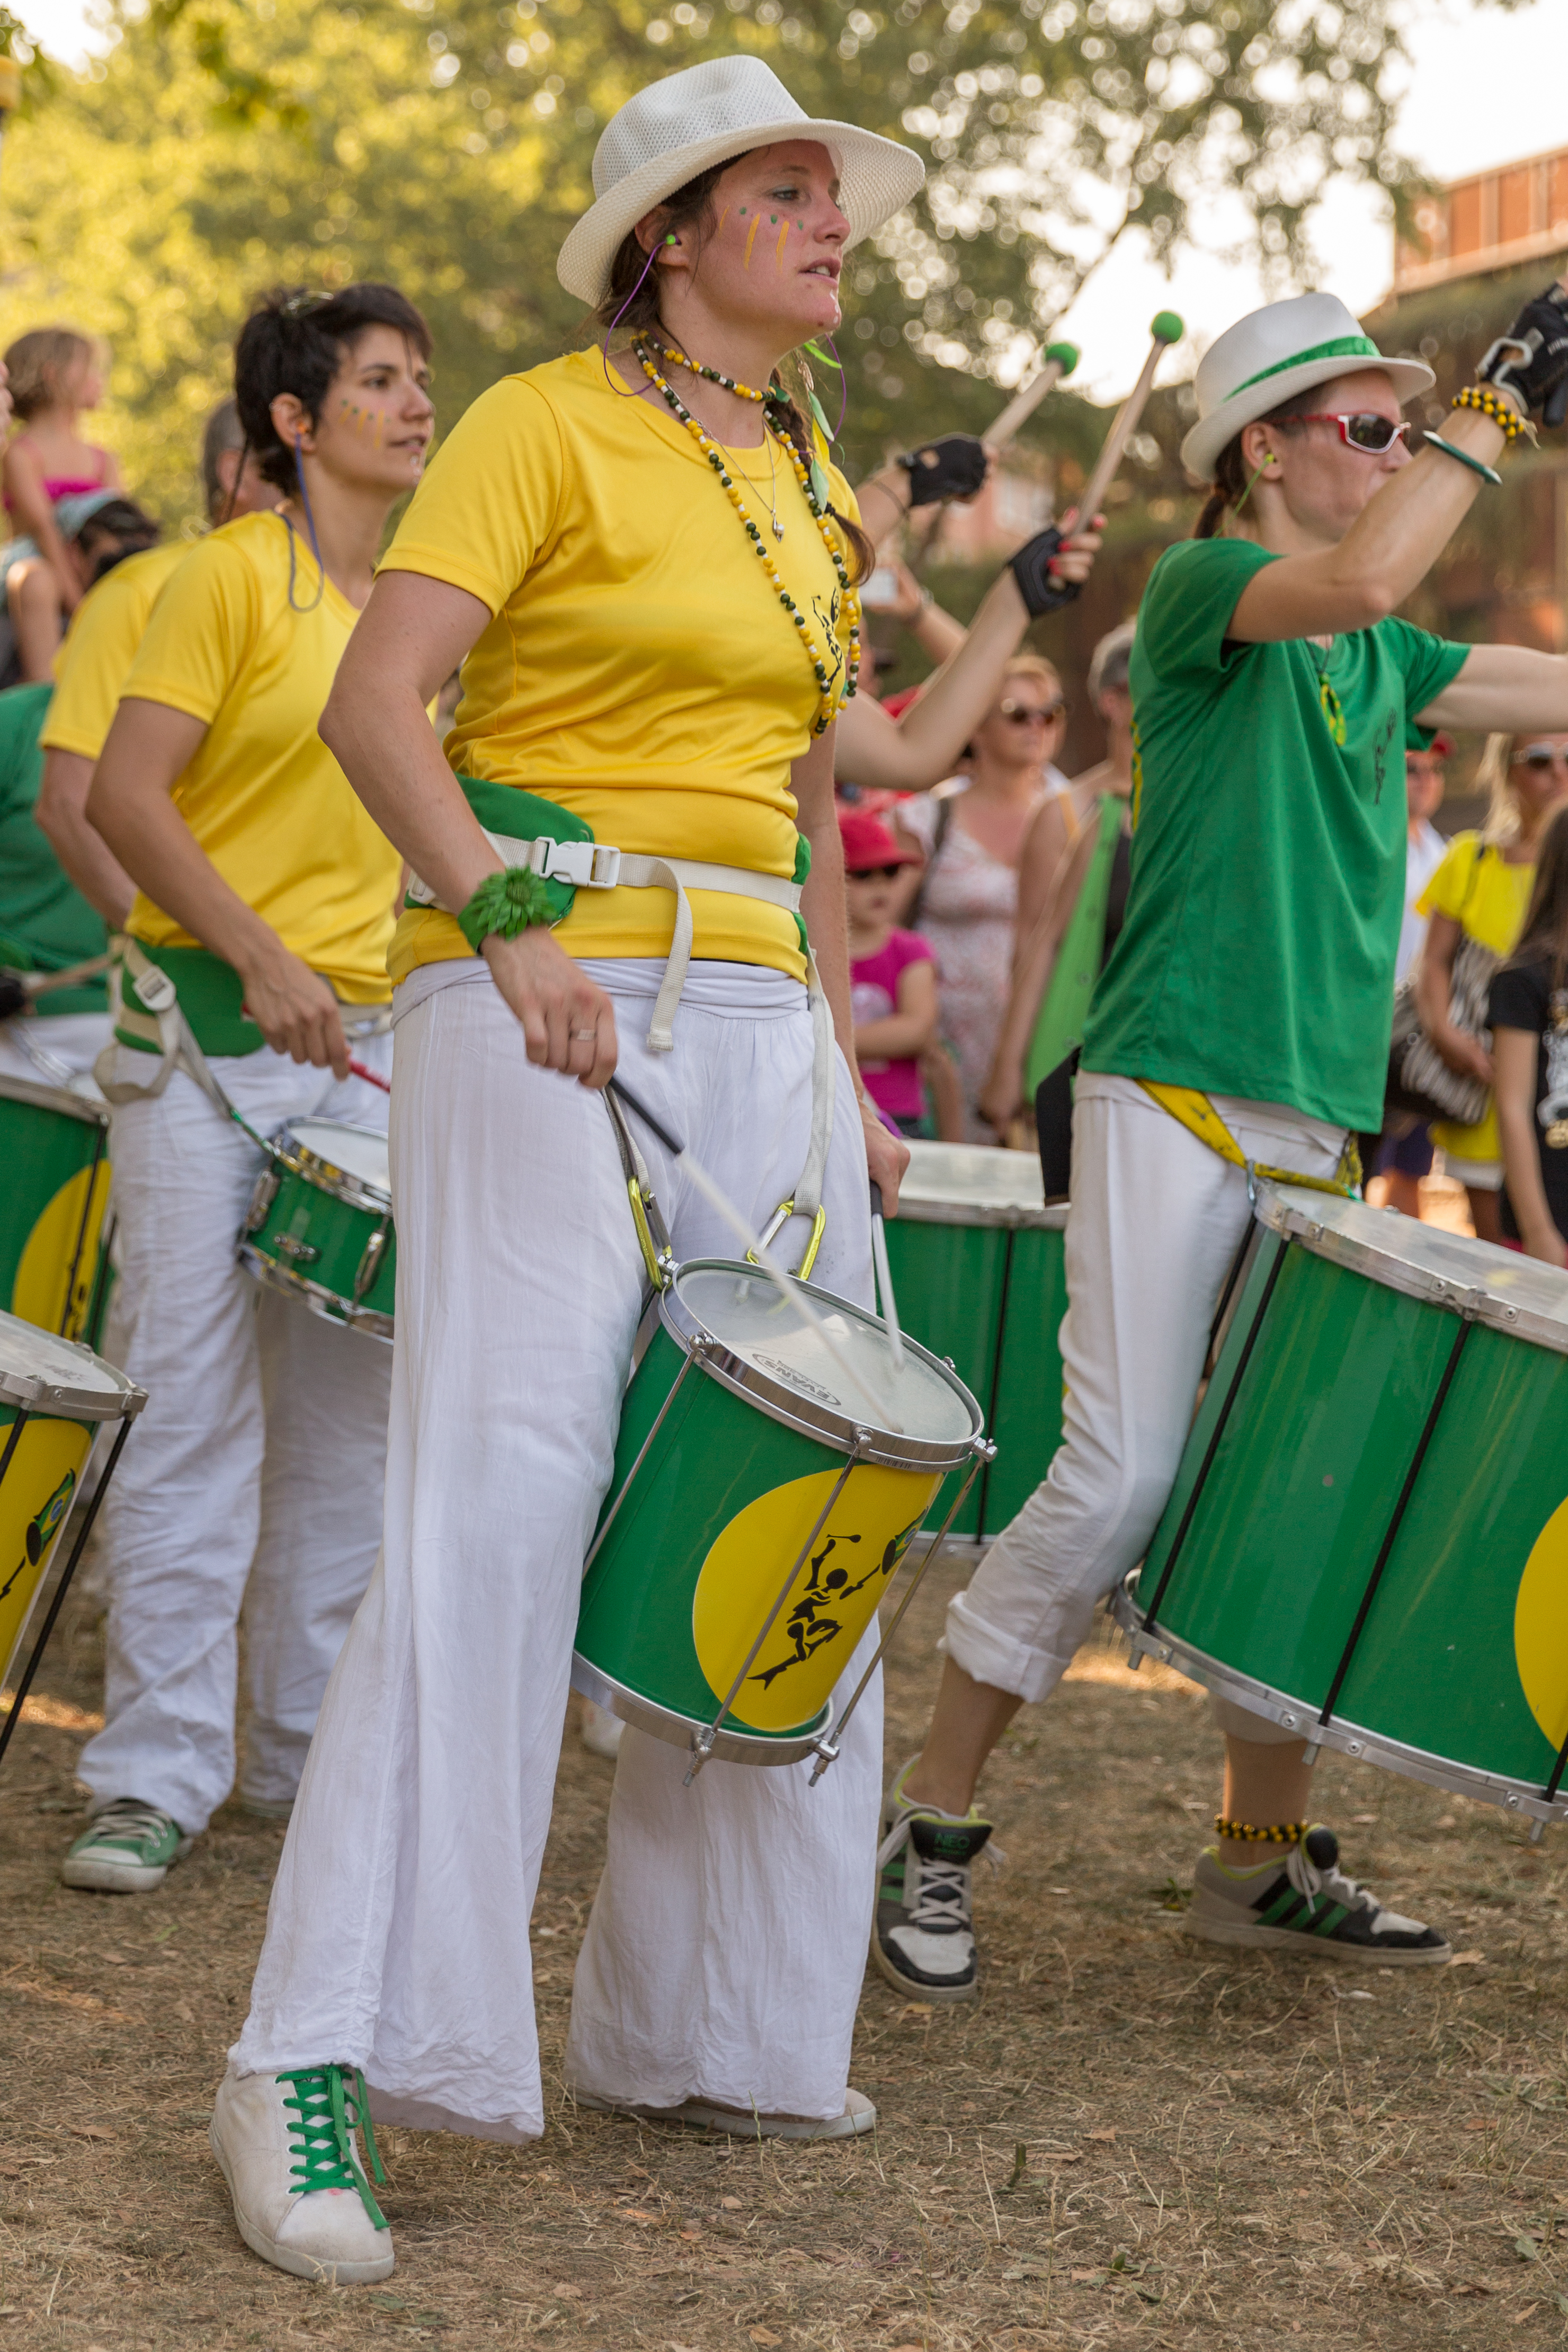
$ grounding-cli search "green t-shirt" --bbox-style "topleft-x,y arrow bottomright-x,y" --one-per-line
0,680 -> 108,1013
1082,536 -> 1469,1132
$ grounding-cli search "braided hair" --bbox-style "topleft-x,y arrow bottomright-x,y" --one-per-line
235,284 -> 432,492
592,171 -> 874,584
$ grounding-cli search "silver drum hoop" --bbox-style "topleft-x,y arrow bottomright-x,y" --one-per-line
271,1122 -> 391,1216
235,1241 -> 395,1344
569,1651 -> 831,1767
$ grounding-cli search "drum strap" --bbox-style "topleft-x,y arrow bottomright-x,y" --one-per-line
94,941 -> 278,1159
407,826 -> 806,1056
1138,1083 -> 1361,1200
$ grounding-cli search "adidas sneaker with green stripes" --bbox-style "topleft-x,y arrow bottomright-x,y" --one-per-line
1188,1825 -> 1450,1965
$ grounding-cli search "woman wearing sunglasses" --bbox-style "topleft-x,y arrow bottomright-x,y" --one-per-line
1412,732 -> 1568,1238
892,653 -> 1070,1139
876,284 -> 1568,2009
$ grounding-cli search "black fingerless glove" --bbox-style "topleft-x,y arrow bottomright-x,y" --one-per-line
1480,281 -> 1568,425
0,970 -> 29,1021
897,432 -> 987,506
1010,524 -> 1081,619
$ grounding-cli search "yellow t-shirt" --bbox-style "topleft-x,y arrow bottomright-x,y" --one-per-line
41,539 -> 191,760
380,348 -> 860,987
119,511 -> 400,1003
1417,830 -> 1536,1164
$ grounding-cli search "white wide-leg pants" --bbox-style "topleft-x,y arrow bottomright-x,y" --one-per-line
77,1036 -> 394,1830
234,960 -> 881,2144
946,1075 -> 1346,1720
0,1009 -> 114,1090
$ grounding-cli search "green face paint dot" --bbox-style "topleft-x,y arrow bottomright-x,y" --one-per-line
738,207 -> 746,216
770,215 -> 778,225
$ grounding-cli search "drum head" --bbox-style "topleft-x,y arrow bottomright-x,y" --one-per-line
671,1261 -> 980,1456
897,1139 -> 1063,1228
287,1119 -> 390,1196
1262,1184 -> 1568,1355
0,1309 -> 143,1421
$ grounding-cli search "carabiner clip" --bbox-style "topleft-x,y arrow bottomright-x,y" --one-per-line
746,1197 -> 827,1280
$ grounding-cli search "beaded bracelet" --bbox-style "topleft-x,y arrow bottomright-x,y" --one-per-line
1453,384 -> 1526,441
458,867 -> 555,954
1424,432 -> 1503,488
1214,1816 -> 1306,1845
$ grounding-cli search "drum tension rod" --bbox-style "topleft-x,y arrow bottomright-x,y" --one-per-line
0,1416 -> 135,1772
808,1436 -> 997,1785
1302,1302 -> 1476,1767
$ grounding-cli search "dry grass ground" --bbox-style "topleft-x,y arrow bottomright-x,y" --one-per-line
4,1538 -> 1567,2352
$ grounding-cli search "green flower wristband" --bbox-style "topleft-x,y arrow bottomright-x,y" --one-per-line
458,867 -> 556,954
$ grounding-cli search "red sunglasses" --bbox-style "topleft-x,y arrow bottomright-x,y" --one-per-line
1273,412 -> 1411,454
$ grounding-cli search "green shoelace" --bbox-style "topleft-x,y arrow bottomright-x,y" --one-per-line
278,2064 -> 389,2228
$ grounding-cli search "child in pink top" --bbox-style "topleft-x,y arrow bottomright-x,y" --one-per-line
2,327 -> 120,679
841,805 -> 939,1136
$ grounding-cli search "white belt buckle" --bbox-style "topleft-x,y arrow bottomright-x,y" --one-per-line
532,839 -> 621,890
131,966 -> 177,1016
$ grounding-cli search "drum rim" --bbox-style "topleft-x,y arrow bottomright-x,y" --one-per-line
1259,1181 -> 1568,1358
0,1068 -> 108,1129
1113,1580 -> 1567,1827
271,1119 -> 391,1215
663,1258 -> 985,1470
0,1320 -> 146,1423
892,1195 -> 1067,1231
895,1137 -> 1063,1228
235,1241 -> 395,1343
569,1651 -> 831,1766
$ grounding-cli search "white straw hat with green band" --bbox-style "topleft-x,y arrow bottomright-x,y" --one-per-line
1180,292 -> 1435,483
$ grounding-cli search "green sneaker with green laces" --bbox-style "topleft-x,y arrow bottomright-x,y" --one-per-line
211,2062 -> 394,2284
60,1798 -> 194,1893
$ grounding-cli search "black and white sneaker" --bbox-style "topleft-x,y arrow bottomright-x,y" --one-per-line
1188,1825 -> 1450,1966
871,1760 -> 996,2003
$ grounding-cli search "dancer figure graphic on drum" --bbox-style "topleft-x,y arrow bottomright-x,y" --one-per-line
876,284 -> 1568,2001
59,288 -> 434,1893
209,55 -> 1099,2287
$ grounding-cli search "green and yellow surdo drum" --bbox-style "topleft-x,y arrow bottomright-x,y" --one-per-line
1119,1186 -> 1568,1828
879,1141 -> 1067,1542
0,1071 -> 113,1346
0,1311 -> 145,1761
574,1260 -> 987,1770
238,1118 -> 396,1340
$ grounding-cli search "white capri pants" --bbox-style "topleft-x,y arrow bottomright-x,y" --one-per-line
234,959 -> 882,2145
77,1032 -> 394,1831
946,1073 -> 1347,1738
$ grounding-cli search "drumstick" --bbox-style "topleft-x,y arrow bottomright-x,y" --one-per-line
1065,310 -> 1184,530
607,1076 -> 899,1432
985,340 -> 1080,450
349,1056 -> 390,1092
868,1180 -> 905,1371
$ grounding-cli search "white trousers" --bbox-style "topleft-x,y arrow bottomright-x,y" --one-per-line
0,1009 -> 113,1091
77,1037 -> 394,1830
234,963 -> 881,2144
946,1075 -> 1346,1719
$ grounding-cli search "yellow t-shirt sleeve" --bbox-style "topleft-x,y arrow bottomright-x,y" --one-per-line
122,533 -> 262,726
1416,832 -> 1477,922
377,377 -> 566,617
42,568 -> 162,759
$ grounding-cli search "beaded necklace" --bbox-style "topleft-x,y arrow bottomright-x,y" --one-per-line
634,336 -> 859,736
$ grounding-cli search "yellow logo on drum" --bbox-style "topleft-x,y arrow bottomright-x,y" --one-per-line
1514,1495 -> 1568,1750
0,1419 -> 94,1686
13,1162 -> 112,1341
692,1463 -> 940,1733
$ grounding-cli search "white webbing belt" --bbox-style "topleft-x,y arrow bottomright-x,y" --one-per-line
404,827 -> 804,1056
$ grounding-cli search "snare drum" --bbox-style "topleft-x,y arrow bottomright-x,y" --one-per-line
573,1260 -> 986,1765
1120,1184 -> 1568,1827
0,1072 -> 112,1344
880,1141 -> 1067,1540
238,1119 -> 395,1340
0,1311 -> 145,1727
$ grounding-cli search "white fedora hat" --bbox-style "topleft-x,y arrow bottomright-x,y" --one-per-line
1180,292 -> 1435,482
557,54 -> 925,307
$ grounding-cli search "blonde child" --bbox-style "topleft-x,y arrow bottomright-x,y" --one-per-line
2,327 -> 120,678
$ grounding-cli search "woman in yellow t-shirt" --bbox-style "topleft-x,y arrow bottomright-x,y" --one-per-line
1415,732 -> 1568,1237
61,289 -> 434,1910
213,58 -> 1009,2284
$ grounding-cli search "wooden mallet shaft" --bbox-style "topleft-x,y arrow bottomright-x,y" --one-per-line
1067,310 -> 1183,525
986,339 -> 1081,449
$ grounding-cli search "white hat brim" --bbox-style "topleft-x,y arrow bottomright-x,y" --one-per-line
1181,351 -> 1436,482
557,116 -> 925,306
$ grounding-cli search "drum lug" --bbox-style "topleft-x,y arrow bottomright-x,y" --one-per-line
244,1166 -> 281,1233
352,1214 -> 391,1303
274,1233 -> 321,1265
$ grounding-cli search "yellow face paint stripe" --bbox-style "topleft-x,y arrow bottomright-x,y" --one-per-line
744,214 -> 761,269
776,222 -> 789,268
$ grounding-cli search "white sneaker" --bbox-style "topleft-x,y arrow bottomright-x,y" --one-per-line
210,2064 -> 394,2284
580,1699 -> 626,1759
572,2086 -> 877,2140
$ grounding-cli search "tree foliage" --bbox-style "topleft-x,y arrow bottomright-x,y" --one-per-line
0,0 -> 1429,518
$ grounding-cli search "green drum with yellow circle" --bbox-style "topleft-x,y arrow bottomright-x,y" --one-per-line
0,1311 -> 145,1719
238,1118 -> 395,1341
1119,1183 -> 1568,1827
880,1142 -> 1067,1541
0,1073 -> 113,1346
573,1260 -> 986,1766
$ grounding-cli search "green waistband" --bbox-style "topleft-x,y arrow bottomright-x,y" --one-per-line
115,941 -> 266,1058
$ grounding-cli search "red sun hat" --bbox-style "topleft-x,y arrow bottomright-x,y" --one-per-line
838,806 -> 921,873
